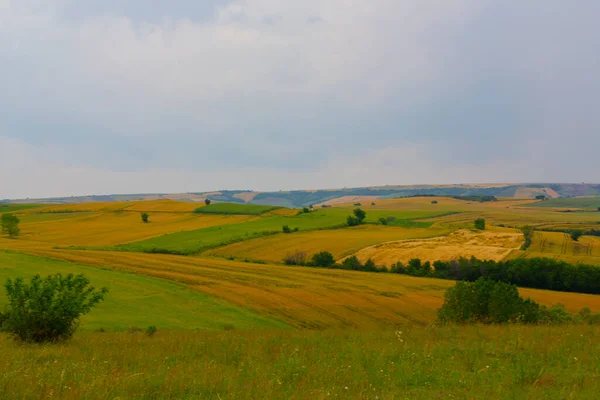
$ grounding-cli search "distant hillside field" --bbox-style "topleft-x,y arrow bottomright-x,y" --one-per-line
525,197 -> 600,210
6,183 -> 600,207
195,203 -> 281,215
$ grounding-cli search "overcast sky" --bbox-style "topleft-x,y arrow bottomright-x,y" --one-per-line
1,0 -> 599,199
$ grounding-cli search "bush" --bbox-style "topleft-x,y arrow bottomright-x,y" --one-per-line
302,207 -> 310,214
284,250 -> 308,266
1,274 -> 108,342
570,230 -> 583,241
1,213 -> 20,237
146,325 -> 158,337
437,278 -> 539,324
347,216 -> 361,226
474,218 -> 486,230
378,217 -> 388,225
282,225 -> 292,234
341,256 -> 362,270
431,200 -> 438,204
205,198 -> 211,206
141,212 -> 149,223
311,251 -> 335,268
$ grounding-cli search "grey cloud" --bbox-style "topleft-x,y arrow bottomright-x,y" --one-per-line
0,0 -> 599,198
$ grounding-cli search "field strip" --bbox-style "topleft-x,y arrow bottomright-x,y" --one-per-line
3,242 -> 600,329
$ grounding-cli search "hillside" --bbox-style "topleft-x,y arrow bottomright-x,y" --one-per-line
4,183 -> 600,207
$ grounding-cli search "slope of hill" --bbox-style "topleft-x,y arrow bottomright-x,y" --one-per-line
4,183 -> 600,207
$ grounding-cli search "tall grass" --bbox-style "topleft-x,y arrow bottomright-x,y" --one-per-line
1,325 -> 598,399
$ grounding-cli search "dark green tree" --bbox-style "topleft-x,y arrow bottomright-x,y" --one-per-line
311,251 -> 335,268
474,218 -> 486,230
353,208 -> 366,223
1,274 -> 108,342
205,198 -> 211,206
570,230 -> 584,241
141,212 -> 149,223
1,213 -> 20,238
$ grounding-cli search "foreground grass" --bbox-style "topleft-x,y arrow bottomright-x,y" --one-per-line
0,325 -> 599,399
0,251 -> 286,331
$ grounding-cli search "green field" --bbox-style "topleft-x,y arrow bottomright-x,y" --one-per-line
526,198 -> 600,210
196,202 -> 281,215
1,325 -> 599,399
115,208 -> 449,254
0,204 -> 43,213
0,251 -> 286,331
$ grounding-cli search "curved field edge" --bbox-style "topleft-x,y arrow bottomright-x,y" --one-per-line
4,247 -> 600,329
0,250 -> 287,331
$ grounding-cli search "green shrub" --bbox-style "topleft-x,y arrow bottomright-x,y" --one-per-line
378,217 -> 388,225
437,278 -> 539,324
347,216 -> 361,226
282,225 -> 292,234
146,325 -> 158,337
474,218 -> 486,230
205,198 -> 211,206
570,230 -> 583,241
141,212 -> 149,223
1,213 -> 20,237
1,274 -> 108,342
353,208 -> 366,223
341,256 -> 362,271
311,251 -> 335,268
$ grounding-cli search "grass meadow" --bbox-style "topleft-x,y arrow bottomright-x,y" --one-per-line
1,325 -> 599,399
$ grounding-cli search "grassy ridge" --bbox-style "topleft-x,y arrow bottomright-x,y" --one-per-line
0,251 -> 286,331
196,202 -> 281,215
1,325 -> 599,399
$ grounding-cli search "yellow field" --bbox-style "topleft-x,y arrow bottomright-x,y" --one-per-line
205,225 -> 453,262
506,231 -> 600,265
17,211 -> 253,246
351,229 -> 524,265
36,199 -> 203,213
2,245 -> 599,329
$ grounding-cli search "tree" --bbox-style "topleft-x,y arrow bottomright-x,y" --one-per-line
302,207 -> 310,214
353,208 -> 366,223
311,251 -> 335,268
1,274 -> 108,342
141,212 -> 149,223
378,217 -> 388,225
347,216 -> 361,226
341,255 -> 363,270
570,230 -> 584,241
282,225 -> 292,234
474,218 -> 486,230
535,195 -> 547,200
1,213 -> 20,238
205,198 -> 211,206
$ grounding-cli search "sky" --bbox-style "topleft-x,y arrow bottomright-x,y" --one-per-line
1,0 -> 599,199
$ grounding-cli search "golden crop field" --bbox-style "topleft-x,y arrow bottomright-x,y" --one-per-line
205,224 -> 453,262
506,231 -> 600,265
2,244 -> 599,330
351,229 -> 524,265
16,211 -> 254,246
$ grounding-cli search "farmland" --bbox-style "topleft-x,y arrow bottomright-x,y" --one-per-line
1,196 -> 600,398
525,197 -> 600,210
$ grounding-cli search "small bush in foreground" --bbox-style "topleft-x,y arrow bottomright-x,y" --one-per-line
1,274 -> 108,342
437,278 -> 540,324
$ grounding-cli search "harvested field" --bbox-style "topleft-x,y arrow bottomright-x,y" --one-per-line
206,225 -> 453,262
352,229 -> 524,265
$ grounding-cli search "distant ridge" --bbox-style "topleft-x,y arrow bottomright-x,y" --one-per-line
3,183 -> 600,208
